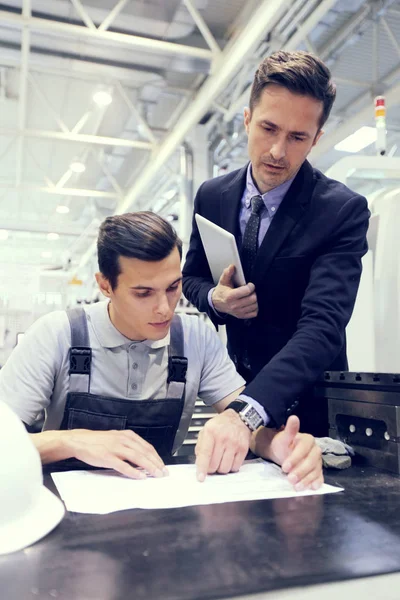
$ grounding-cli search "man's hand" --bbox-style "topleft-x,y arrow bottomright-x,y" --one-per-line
252,416 -> 323,491
33,428 -> 167,479
195,410 -> 251,482
212,265 -> 258,319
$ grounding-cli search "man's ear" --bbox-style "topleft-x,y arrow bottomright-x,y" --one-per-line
244,107 -> 251,134
95,272 -> 112,298
313,129 -> 324,147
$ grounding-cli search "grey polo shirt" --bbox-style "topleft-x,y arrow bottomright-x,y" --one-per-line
0,301 -> 244,451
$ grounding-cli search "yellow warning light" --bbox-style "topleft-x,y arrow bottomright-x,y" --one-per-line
68,276 -> 83,285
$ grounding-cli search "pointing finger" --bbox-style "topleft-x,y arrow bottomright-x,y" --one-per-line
195,429 -> 215,482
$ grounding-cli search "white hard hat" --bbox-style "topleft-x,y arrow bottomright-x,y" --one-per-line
0,402 -> 65,555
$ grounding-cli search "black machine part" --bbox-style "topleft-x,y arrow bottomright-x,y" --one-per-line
315,371 -> 400,474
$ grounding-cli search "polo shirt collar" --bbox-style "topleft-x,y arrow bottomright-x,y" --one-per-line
87,300 -> 170,350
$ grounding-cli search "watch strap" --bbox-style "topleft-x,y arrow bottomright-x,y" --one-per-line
224,400 -> 248,413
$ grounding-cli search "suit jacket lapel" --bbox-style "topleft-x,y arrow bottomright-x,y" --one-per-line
252,160 -> 315,286
220,164 -> 248,236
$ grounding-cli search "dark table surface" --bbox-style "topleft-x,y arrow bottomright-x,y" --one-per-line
2,460 -> 400,600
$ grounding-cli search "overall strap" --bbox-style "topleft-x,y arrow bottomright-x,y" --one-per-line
67,307 -> 92,394
166,314 -> 187,400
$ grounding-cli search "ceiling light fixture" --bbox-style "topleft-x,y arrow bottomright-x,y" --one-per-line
70,161 -> 86,173
334,126 -> 377,153
47,233 -> 59,241
0,229 -> 9,240
56,205 -> 70,214
92,90 -> 113,107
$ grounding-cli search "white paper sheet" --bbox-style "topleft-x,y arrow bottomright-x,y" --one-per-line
51,459 -> 343,514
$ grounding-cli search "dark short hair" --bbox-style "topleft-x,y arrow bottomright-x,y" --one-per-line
98,211 -> 182,289
249,50 -> 336,130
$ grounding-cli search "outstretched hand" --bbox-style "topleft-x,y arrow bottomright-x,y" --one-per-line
253,416 -> 323,491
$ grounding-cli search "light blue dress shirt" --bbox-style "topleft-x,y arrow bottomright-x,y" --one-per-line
208,163 -> 296,425
239,163 -> 295,244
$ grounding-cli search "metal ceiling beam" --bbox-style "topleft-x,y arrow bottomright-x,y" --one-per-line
0,182 -> 119,199
318,3 -> 372,60
274,0 -> 310,36
229,60 -> 254,108
182,0 -> 221,55
94,149 -> 124,198
223,0 -> 338,123
38,186 -> 118,199
75,0 -> 290,273
0,39 -> 164,79
282,0 -> 322,40
0,138 -> 16,165
26,147 -> 56,188
0,219 -> 96,237
0,10 -> 214,61
324,0 -> 400,69
0,55 -> 156,86
98,0 -> 129,32
0,128 -> 153,150
381,17 -> 400,59
117,0 -> 290,214
116,81 -> 156,143
54,97 -> 113,191
70,0 -> 96,30
310,77 -> 400,160
55,170 -> 73,189
372,9 -> 380,86
16,0 -> 31,188
71,111 -> 92,134
164,73 -> 205,132
27,73 -> 69,133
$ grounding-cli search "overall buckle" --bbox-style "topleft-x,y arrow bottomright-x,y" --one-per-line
167,356 -> 188,383
69,347 -> 92,375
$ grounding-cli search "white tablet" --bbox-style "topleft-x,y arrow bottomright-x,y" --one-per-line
195,213 -> 246,287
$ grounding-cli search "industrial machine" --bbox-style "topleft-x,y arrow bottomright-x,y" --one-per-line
315,371 -> 400,474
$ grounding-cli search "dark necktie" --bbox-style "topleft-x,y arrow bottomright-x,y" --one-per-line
241,195 -> 264,282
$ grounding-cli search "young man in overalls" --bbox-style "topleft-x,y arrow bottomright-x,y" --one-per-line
0,212 -> 322,490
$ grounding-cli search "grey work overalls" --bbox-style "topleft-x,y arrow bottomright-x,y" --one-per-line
59,308 -> 188,458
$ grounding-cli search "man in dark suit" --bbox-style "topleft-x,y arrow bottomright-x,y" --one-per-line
183,50 -> 370,466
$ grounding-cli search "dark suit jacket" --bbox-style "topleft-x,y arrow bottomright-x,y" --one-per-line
182,160 -> 370,436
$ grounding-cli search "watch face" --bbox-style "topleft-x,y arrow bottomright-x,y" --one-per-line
240,405 -> 264,431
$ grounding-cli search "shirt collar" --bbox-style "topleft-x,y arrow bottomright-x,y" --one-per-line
86,300 -> 170,350
244,163 -> 296,210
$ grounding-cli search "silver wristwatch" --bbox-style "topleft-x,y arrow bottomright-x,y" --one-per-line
224,400 -> 264,432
